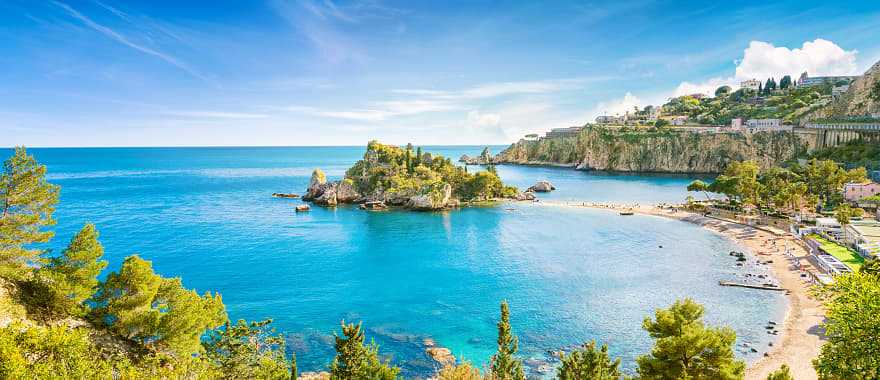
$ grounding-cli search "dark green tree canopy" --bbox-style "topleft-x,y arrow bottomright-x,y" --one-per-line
490,301 -> 525,380
329,321 -> 399,380
556,340 -> 622,380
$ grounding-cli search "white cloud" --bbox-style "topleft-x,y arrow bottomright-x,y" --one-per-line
661,39 -> 859,100
587,92 -> 641,119
673,76 -> 731,97
466,110 -> 501,128
735,39 -> 858,80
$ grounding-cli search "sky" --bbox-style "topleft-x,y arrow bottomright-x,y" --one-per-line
2,0 -> 880,147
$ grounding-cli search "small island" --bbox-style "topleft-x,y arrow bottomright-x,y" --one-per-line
303,141 -> 533,210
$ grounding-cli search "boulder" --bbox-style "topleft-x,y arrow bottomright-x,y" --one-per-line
303,169 -> 328,200
426,347 -> 455,367
407,183 -> 452,210
336,179 -> 360,203
528,180 -> 555,192
314,183 -> 338,206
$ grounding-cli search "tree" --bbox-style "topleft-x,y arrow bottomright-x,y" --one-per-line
813,272 -> 880,379
714,86 -> 732,97
329,321 -> 399,380
34,223 -> 108,316
636,298 -> 745,380
861,258 -> 880,276
653,119 -> 670,129
779,75 -> 792,90
835,203 -> 852,241
556,340 -> 622,380
438,361 -> 482,380
94,255 -> 226,358
203,319 -> 293,380
0,147 -> 60,278
489,301 -> 525,380
766,364 -> 793,380
0,321 -> 114,379
686,180 -> 712,201
415,147 -> 423,166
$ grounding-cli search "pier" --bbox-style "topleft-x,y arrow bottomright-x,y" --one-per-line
719,281 -> 787,291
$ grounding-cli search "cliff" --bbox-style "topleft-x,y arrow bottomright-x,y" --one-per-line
496,127 -> 807,173
828,60 -> 880,117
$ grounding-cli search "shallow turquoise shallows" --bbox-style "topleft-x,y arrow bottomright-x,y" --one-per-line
16,146 -> 785,378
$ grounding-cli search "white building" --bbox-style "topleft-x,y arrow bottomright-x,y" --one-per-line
740,79 -> 761,91
730,118 -> 743,128
648,106 -> 661,121
595,115 -> 618,124
746,119 -> 781,128
671,116 -> 688,126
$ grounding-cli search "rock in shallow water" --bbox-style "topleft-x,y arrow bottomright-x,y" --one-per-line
528,180 -> 555,192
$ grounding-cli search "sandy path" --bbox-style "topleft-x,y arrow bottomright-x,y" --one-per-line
537,201 -> 824,380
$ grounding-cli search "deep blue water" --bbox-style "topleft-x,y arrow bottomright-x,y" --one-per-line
11,146 -> 785,378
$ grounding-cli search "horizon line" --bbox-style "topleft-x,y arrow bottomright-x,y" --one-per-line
1,143 -> 515,149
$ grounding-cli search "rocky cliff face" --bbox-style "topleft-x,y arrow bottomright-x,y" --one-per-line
830,61 -> 880,117
496,127 -> 807,173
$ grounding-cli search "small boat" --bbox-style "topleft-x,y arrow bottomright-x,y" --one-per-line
272,193 -> 300,198
295,205 -> 310,212
619,211 -> 634,216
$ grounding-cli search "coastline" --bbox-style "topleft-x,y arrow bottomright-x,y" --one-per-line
534,200 -> 824,380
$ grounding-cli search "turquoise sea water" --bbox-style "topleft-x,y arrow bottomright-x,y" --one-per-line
16,146 -> 785,377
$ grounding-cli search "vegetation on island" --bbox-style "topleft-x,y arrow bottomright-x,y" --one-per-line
306,141 -> 520,210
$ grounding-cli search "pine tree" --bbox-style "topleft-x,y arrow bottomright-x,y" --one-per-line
489,301 -> 525,380
556,341 -> 621,380
636,298 -> 745,380
94,255 -> 227,358
415,147 -> 422,166
766,364 -> 793,380
38,223 -> 108,316
0,147 -> 60,278
291,352 -> 297,380
329,321 -> 399,380
203,318 -> 292,380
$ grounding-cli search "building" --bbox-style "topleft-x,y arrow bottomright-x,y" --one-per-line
730,118 -> 743,128
843,220 -> 880,259
647,106 -> 661,121
671,115 -> 688,126
523,133 -> 539,141
595,115 -> 618,124
832,84 -> 850,99
545,126 -> 584,138
843,182 -> 880,202
815,217 -> 843,239
797,72 -> 858,87
746,119 -> 781,128
740,79 -> 761,91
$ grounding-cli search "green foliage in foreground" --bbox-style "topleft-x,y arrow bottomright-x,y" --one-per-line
813,272 -> 880,379
766,364 -> 794,380
345,141 -> 517,202
489,300 -> 525,380
0,321 -> 115,379
204,319 -> 293,380
93,255 -> 227,359
556,341 -> 622,380
33,223 -> 107,317
0,147 -> 60,279
636,298 -> 745,380
329,321 -> 400,380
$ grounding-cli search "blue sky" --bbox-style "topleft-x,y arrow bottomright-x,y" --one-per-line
2,0 -> 880,147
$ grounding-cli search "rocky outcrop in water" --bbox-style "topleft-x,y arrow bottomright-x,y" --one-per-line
459,147 -> 496,165
496,127 -> 807,173
528,181 -> 555,192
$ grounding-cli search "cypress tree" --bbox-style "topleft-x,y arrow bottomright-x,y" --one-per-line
415,147 -> 422,166
330,321 -> 399,380
489,301 -> 525,380
291,352 -> 297,380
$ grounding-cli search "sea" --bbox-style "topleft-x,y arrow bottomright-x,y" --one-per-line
13,146 -> 786,378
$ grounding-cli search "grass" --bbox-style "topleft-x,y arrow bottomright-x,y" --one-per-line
808,234 -> 865,271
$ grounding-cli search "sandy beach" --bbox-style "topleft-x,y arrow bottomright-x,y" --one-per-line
539,201 -> 825,380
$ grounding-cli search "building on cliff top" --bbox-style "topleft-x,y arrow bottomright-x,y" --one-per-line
545,126 -> 584,138
740,79 -> 761,91
797,72 -> 858,87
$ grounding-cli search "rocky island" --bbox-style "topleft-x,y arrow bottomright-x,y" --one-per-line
303,141 -> 530,210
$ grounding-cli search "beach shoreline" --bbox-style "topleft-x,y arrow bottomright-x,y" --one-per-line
534,200 -> 824,380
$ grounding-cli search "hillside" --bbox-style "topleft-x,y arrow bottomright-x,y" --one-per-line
825,60 -> 880,118
496,127 -> 807,173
